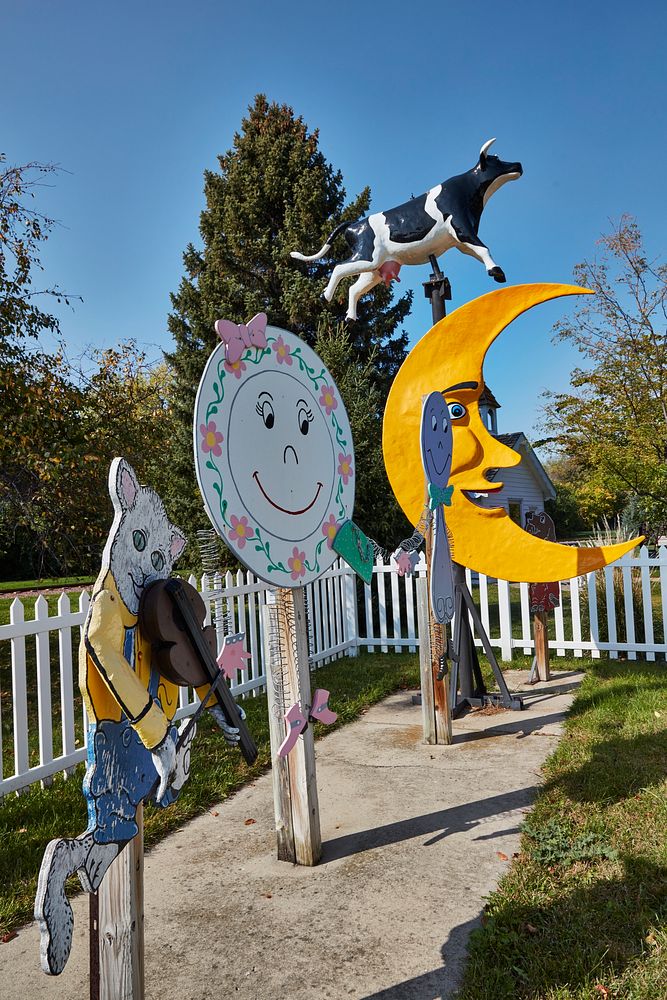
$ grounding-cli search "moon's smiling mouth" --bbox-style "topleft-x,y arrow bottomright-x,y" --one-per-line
253,471 -> 324,515
463,484 -> 503,509
427,449 -> 451,478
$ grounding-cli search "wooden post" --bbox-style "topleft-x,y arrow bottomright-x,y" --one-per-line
417,519 -> 453,745
417,576 -> 436,744
264,588 -> 322,865
533,610 -> 551,681
95,805 -> 144,1000
424,518 -> 453,744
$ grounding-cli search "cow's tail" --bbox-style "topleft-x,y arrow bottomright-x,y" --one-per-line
290,220 -> 350,262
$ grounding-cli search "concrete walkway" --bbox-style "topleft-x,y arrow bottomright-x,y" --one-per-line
1,670 -> 582,1000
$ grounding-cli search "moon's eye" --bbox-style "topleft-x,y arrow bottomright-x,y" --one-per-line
298,405 -> 314,436
256,398 -> 275,429
442,417 -> 448,433
133,530 -> 146,551
431,414 -> 437,432
448,402 -> 467,420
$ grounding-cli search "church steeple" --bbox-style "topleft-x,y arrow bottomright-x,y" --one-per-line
478,384 -> 500,435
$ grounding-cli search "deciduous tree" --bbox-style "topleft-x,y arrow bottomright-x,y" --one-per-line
542,217 -> 667,543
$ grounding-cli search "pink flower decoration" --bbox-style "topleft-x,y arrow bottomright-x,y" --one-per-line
200,420 -> 224,457
319,384 -> 338,415
272,335 -> 293,366
224,357 -> 247,379
321,514 -> 340,550
338,452 -> 353,485
288,546 -> 306,580
228,514 -> 254,550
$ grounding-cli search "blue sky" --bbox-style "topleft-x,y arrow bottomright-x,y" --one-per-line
4,0 -> 665,442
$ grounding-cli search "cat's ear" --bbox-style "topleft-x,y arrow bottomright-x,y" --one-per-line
110,458 -> 140,513
169,530 -> 186,562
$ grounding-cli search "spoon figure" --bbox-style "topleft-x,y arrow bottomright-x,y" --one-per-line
420,392 -> 455,623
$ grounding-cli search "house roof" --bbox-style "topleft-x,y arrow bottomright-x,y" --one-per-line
487,431 -> 556,501
496,432 -> 521,449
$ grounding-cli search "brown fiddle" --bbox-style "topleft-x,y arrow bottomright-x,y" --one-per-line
139,577 -> 258,765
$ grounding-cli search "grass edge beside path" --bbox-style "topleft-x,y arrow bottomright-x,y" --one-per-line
0,651 -> 419,938
457,660 -> 667,1000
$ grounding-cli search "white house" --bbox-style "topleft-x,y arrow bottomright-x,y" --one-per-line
477,386 -> 555,523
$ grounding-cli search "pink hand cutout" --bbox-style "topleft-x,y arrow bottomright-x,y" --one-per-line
216,633 -> 251,679
309,689 -> 337,725
278,703 -> 308,757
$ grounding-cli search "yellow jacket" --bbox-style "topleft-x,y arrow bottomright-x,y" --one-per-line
79,573 -> 198,750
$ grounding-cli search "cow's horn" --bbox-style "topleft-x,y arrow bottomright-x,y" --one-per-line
479,137 -> 496,160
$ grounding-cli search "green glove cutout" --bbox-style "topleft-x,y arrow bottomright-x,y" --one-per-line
332,519 -> 374,584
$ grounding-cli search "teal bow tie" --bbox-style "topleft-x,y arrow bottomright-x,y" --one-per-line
428,483 -> 454,510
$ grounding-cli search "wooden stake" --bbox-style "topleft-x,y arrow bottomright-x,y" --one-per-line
533,610 -> 551,681
264,588 -> 322,866
417,576 -> 436,744
422,517 -> 453,745
96,804 -> 144,1000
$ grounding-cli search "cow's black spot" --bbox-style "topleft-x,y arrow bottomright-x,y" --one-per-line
343,219 -> 377,262
382,194 -> 436,244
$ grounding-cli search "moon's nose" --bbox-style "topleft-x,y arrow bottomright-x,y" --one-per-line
283,445 -> 299,465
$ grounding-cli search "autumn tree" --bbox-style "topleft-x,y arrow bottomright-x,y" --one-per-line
1,341 -> 173,577
166,95 -> 411,550
0,155 -> 78,576
0,155 -> 179,577
542,217 -> 667,542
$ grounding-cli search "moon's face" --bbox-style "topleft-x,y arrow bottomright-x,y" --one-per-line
383,283 -> 642,583
194,326 -> 355,587
228,370 -> 333,541
420,391 -> 453,486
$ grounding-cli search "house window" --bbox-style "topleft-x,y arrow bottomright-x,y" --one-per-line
508,500 -> 522,524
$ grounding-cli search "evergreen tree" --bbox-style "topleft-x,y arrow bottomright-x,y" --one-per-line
314,321 -> 410,547
166,95 -> 411,553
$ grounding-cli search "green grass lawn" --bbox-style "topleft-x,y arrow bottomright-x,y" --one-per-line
0,650 -> 419,937
0,576 -> 94,593
457,660 -> 667,1000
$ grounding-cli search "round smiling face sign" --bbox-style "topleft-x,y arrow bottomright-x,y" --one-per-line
194,325 -> 355,587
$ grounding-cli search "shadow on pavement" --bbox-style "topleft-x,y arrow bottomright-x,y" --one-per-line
452,710 -> 568,743
322,786 -> 538,862
358,915 -> 481,1000
360,855 -> 667,999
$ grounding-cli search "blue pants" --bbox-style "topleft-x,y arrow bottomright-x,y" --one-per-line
83,719 -> 178,845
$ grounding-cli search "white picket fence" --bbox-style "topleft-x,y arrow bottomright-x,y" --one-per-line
1,547 -> 665,796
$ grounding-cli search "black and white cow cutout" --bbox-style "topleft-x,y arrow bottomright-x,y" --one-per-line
291,139 -> 523,321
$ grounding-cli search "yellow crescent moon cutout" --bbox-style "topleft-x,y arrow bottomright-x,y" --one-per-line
383,283 -> 642,582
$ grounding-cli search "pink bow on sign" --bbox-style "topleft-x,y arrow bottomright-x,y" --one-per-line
216,633 -> 251,679
277,689 -> 337,757
215,313 -> 268,365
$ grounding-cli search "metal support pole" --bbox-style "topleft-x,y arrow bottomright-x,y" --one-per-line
422,254 -> 451,323
452,562 -> 479,703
